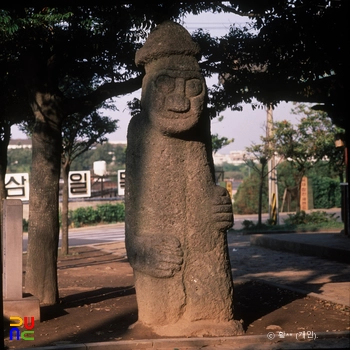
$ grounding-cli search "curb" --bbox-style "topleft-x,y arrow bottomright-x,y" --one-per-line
250,233 -> 350,264
18,331 -> 350,350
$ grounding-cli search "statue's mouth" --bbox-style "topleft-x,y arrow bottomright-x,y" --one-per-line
160,111 -> 195,120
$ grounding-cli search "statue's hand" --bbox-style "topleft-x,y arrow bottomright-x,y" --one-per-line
131,235 -> 183,278
149,235 -> 183,278
211,186 -> 234,231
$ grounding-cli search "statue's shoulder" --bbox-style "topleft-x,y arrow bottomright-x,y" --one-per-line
128,112 -> 147,133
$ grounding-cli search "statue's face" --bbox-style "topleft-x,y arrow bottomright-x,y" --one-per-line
142,69 -> 206,135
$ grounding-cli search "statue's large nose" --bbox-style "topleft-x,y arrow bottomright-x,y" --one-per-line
167,78 -> 190,113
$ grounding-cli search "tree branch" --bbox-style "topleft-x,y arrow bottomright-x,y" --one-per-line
218,3 -> 261,18
65,74 -> 143,116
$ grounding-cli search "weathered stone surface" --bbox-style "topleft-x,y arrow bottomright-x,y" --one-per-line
125,21 -> 243,337
2,199 -> 23,299
2,199 -> 41,321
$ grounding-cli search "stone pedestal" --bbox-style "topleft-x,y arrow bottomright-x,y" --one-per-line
3,297 -> 40,321
2,199 -> 40,321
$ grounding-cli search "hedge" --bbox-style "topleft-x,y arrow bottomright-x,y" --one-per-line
69,203 -> 125,227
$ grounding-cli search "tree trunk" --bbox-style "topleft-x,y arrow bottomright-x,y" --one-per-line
25,91 -> 62,305
0,123 -> 11,203
61,162 -> 70,255
0,122 -> 11,350
258,161 -> 268,226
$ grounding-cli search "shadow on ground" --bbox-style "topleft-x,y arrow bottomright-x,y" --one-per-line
5,236 -> 349,349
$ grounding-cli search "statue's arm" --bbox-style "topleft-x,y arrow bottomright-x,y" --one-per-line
211,185 -> 234,232
126,233 -> 183,278
125,116 -> 183,278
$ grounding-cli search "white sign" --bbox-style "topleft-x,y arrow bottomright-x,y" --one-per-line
118,170 -> 125,196
5,173 -> 29,200
68,171 -> 91,198
93,160 -> 107,176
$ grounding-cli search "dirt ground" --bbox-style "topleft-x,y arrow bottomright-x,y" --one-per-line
4,232 -> 350,349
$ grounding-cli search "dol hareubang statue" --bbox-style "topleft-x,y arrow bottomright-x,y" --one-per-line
125,21 -> 243,337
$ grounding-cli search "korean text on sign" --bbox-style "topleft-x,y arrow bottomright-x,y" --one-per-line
118,169 -> 125,196
68,171 -> 91,198
5,173 -> 29,200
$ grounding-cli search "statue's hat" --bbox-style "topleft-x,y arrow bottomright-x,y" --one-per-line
135,21 -> 201,67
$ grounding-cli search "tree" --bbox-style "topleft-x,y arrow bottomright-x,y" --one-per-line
267,104 -> 344,212
70,142 -> 127,172
198,1 -> 348,180
0,6 -> 143,304
243,142 -> 278,225
233,171 -> 268,215
110,144 -> 127,171
0,121 -> 11,202
61,111 -> 117,255
211,133 -> 234,154
6,147 -> 32,173
277,160 -> 299,212
210,1 -> 346,121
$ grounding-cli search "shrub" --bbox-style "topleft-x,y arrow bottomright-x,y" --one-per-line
284,210 -> 340,225
69,203 -> 125,227
241,220 -> 255,230
96,203 -> 125,223
233,175 -> 268,214
114,203 -> 125,222
310,175 -> 341,209
240,219 -> 269,231
23,218 -> 29,232
70,206 -> 101,227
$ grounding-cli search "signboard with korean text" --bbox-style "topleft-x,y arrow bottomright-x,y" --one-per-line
118,170 -> 125,196
68,171 -> 91,198
5,173 -> 30,200
300,176 -> 314,211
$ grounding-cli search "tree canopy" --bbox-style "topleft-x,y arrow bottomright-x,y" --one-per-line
2,2 -> 347,129
205,0 -> 347,132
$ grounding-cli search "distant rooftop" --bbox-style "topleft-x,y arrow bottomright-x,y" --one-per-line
8,138 -> 32,149
9,139 -> 245,166
8,139 -> 128,150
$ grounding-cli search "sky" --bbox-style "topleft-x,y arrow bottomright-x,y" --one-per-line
11,10 -> 301,154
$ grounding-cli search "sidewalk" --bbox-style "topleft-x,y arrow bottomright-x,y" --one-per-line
236,230 -> 350,307
250,231 -> 350,264
7,228 -> 350,350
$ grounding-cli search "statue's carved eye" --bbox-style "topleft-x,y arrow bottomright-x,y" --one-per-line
186,79 -> 202,97
155,75 -> 175,93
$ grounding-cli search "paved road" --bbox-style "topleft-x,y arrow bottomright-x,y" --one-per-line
22,209 -> 341,251
23,224 -> 125,252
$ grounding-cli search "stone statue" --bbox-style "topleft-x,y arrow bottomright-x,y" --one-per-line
125,21 -> 243,337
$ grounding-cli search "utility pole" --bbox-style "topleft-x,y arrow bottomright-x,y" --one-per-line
267,106 -> 279,225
